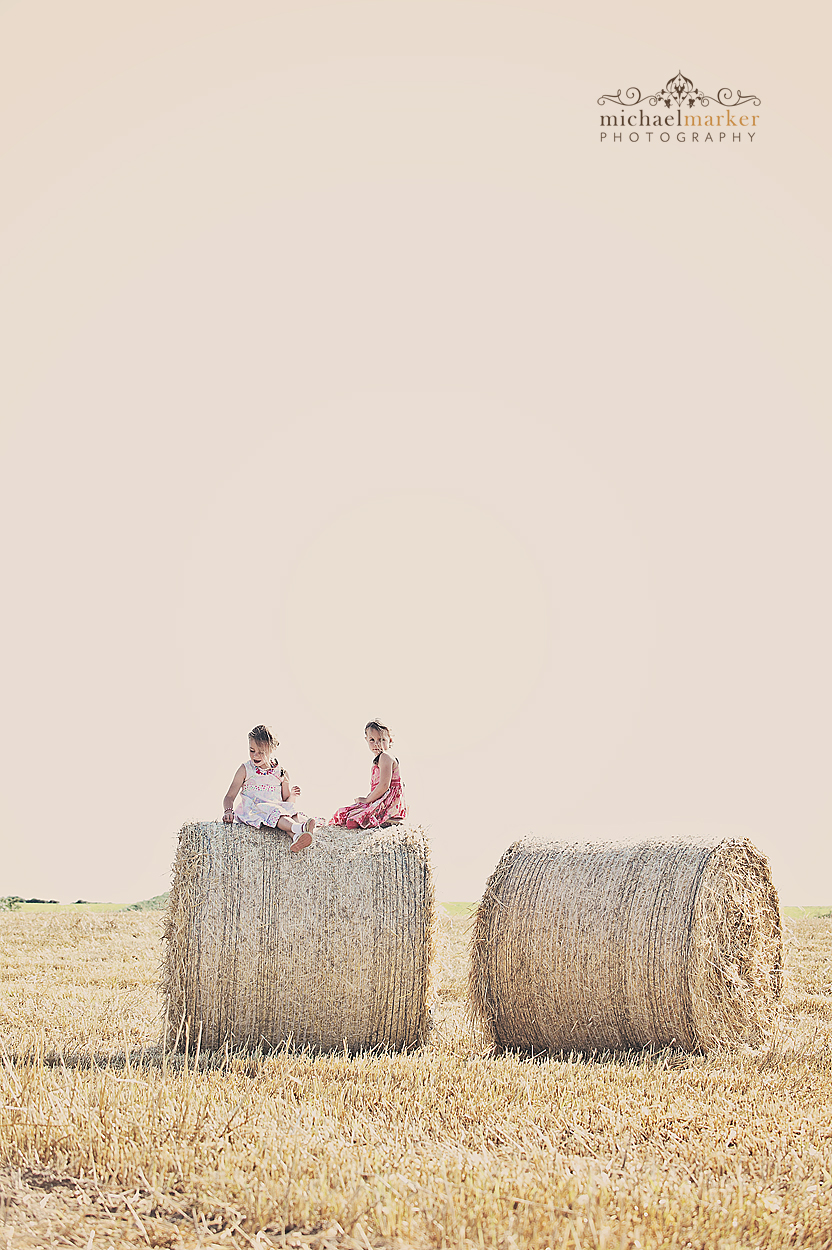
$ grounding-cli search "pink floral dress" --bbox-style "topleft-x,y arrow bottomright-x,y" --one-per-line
332,755 -> 407,829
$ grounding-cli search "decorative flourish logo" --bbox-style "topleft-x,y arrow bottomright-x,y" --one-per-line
598,71 -> 761,144
599,71 -> 760,111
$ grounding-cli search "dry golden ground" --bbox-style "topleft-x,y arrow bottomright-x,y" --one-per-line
1,909 -> 831,1249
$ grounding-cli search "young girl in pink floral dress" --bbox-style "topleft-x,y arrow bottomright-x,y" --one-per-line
332,720 -> 407,829
222,724 -> 315,851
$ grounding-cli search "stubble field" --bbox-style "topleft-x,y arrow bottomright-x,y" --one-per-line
1,909 -> 831,1249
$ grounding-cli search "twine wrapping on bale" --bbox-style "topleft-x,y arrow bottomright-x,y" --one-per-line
470,837 -> 782,1053
163,821 -> 434,1052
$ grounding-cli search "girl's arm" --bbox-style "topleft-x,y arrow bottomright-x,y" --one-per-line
223,764 -> 246,822
363,752 -> 393,804
280,769 -> 301,802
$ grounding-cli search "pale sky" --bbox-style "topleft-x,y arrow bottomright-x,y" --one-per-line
1,1 -> 830,905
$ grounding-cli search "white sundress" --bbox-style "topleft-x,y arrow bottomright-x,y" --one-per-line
234,759 -> 298,828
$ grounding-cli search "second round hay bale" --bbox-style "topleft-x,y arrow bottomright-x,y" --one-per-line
471,836 -> 782,1053
163,821 -> 434,1052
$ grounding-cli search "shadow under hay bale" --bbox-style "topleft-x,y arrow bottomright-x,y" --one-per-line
470,837 -> 782,1054
163,821 -> 434,1052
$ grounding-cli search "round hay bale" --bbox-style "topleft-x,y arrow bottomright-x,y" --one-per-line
470,837 -> 782,1053
163,821 -> 434,1052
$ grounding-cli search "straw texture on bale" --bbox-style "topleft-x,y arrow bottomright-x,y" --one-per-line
471,837 -> 782,1053
164,821 -> 434,1052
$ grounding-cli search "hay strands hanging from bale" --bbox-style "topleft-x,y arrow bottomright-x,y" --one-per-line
470,836 -> 782,1055
163,820 -> 435,1054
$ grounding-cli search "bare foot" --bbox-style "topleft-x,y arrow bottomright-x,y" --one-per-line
290,818 -> 315,853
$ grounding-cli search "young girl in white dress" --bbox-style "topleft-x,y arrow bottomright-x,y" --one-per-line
222,724 -> 315,852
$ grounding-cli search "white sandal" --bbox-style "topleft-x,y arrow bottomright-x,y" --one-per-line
290,818 -> 315,852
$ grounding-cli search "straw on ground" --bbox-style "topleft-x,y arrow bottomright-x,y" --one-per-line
0,906 -> 830,1248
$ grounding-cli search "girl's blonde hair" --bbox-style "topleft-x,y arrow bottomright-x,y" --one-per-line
249,724 -> 279,764
365,719 -> 392,739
